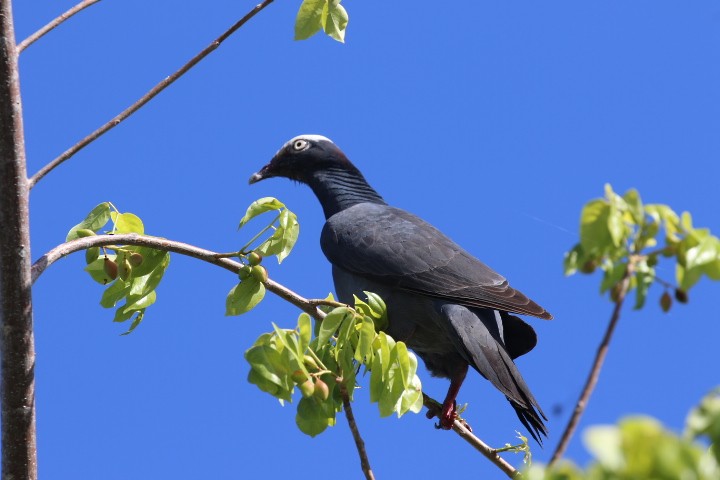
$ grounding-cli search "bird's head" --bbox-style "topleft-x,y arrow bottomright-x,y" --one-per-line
249,134 -> 357,185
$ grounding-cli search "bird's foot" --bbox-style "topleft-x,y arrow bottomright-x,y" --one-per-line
438,399 -> 457,430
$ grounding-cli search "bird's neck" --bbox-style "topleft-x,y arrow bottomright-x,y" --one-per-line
307,167 -> 387,219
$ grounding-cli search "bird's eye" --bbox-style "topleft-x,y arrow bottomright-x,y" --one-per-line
293,139 -> 308,151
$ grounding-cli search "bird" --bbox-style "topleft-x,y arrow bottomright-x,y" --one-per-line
249,134 -> 552,442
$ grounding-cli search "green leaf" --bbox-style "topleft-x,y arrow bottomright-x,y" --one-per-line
623,188 -> 644,225
580,199 -> 613,253
246,345 -> 289,389
277,208 -> 299,263
66,202 -> 111,241
583,425 -> 623,470
120,311 -> 144,336
239,197 -> 285,228
298,313 -> 312,352
85,246 -> 100,265
676,264 -> 703,292
294,0 -> 325,41
361,291 -> 388,331
317,307 -> 352,346
322,0 -> 348,43
395,341 -> 411,388
354,317 -> 375,362
126,247 -> 168,277
129,252 -> 170,298
686,235 -> 719,270
607,203 -> 626,248
111,212 -> 144,234
633,263 -> 654,310
100,280 -> 131,308
685,388 -> 720,463
600,261 -> 627,294
296,396 -> 334,437
226,277 -> 266,316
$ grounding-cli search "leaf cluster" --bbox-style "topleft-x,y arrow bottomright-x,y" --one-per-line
226,197 -> 300,315
295,0 -> 349,43
530,388 -> 720,479
245,293 -> 423,437
564,184 -> 720,311
67,202 -> 170,334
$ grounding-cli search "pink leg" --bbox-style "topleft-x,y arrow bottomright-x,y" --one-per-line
439,364 -> 468,429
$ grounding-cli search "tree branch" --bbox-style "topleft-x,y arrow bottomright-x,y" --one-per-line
27,0 -> 275,189
423,395 -> 520,478
33,233 -> 526,478
339,383 -> 375,480
548,269 -> 633,465
30,233 -> 323,321
0,0 -> 38,476
17,0 -> 101,54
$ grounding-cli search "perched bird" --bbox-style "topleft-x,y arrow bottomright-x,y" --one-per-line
249,134 -> 552,442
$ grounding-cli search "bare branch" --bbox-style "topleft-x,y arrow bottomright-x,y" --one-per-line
0,0 -> 37,476
17,0 -> 101,54
27,0 -> 275,189
423,395 -> 520,478
548,268 -> 633,465
339,383 -> 375,480
30,233 -> 323,321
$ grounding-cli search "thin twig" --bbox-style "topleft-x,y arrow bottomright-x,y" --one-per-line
30,233 -> 323,321
339,383 -> 375,480
306,299 -> 349,309
17,0 -> 101,54
27,0 -> 275,189
548,268 -> 634,465
423,395 -> 520,478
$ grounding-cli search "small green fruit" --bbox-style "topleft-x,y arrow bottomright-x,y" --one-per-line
76,229 -> 96,238
303,354 -> 319,371
119,258 -> 132,281
129,252 -> 144,267
86,246 -> 100,265
247,252 -> 263,266
238,265 -> 252,280
103,257 -> 118,280
299,379 -> 315,398
291,370 -> 307,384
313,378 -> 329,401
251,265 -> 268,283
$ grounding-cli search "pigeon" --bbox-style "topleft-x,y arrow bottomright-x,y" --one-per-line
249,134 -> 552,442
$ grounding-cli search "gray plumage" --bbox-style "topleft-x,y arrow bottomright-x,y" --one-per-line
249,134 -> 552,441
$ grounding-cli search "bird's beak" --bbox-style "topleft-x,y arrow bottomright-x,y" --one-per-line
248,164 -> 270,185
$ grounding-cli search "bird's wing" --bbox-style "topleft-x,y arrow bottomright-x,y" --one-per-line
320,203 -> 552,320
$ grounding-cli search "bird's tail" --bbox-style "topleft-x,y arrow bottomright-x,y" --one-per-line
510,399 -> 548,444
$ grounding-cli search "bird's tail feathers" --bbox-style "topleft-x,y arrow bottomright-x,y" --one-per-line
510,399 -> 548,445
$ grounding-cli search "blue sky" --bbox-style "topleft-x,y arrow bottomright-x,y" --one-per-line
16,1 -> 720,478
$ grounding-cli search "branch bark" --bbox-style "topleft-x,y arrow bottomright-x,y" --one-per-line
0,0 -> 38,476
423,395 -> 520,478
17,0 -> 101,53
31,234 -> 323,321
548,269 -> 633,465
33,234 -> 520,477
339,383 -> 375,480
27,0 -> 275,189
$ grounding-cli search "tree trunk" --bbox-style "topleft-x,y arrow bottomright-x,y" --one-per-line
0,0 -> 38,477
